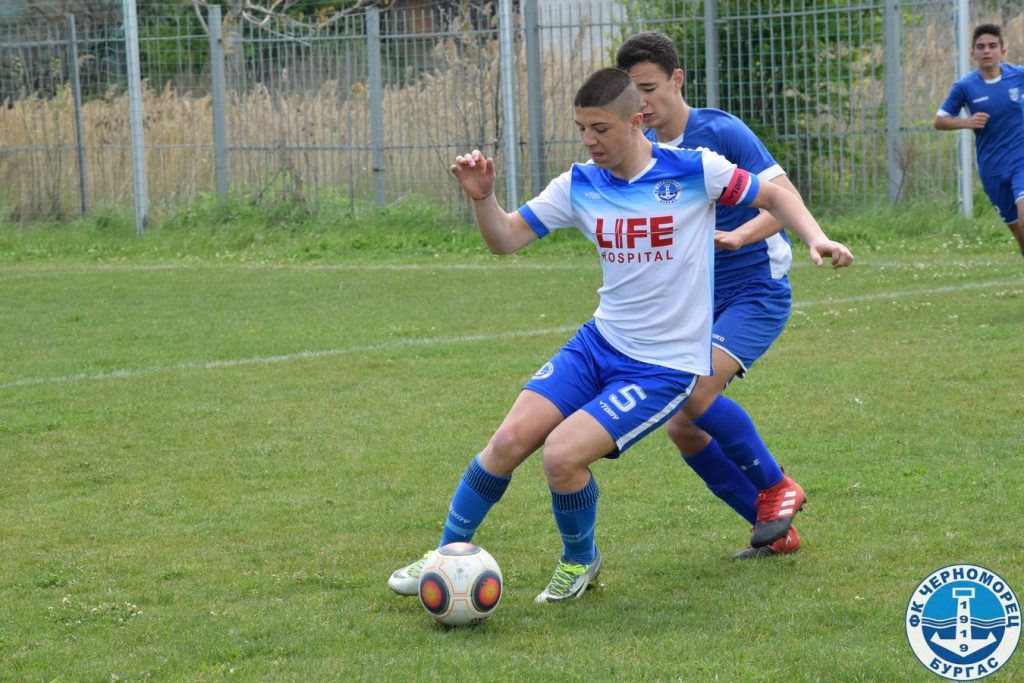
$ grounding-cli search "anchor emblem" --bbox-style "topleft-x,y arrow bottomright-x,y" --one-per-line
929,587 -> 997,657
906,564 -> 1021,681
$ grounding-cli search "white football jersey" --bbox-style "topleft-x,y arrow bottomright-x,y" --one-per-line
518,143 -> 758,374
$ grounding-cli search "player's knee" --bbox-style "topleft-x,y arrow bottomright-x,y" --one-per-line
484,425 -> 533,469
539,441 -> 581,488
666,412 -> 708,454
679,390 -> 715,420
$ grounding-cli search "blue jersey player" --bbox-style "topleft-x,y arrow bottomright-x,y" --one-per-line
616,31 -> 854,559
389,68 -> 846,603
935,23 -> 1024,257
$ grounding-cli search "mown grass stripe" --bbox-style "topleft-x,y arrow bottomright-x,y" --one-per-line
3,277 -> 1019,391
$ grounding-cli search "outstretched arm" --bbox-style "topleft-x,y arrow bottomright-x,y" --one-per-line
714,174 -> 800,251
934,112 -> 989,130
747,181 -> 854,268
450,149 -> 538,255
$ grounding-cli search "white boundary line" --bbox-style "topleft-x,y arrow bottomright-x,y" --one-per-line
0,261 -> 586,274
0,326 -> 578,389
0,254 -> 1015,275
792,277 -> 1022,308
1,277 -> 1020,391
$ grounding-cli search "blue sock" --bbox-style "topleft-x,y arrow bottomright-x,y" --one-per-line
682,440 -> 758,525
439,455 -> 511,546
692,395 -> 783,490
550,474 -> 599,564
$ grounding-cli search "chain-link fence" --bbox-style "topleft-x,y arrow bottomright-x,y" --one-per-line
1,0 -> 1022,224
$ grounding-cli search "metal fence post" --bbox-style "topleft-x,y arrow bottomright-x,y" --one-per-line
366,7 -> 385,205
524,0 -> 545,196
498,0 -> 519,208
6,0 -> 1010,222
884,0 -> 903,204
121,0 -> 148,233
702,0 -> 719,108
208,5 -> 228,196
66,14 -> 89,215
956,0 -> 973,218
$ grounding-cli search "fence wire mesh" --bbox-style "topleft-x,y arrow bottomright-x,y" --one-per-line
1,0 -> 1022,223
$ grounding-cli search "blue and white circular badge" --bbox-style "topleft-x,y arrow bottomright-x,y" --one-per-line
906,564 -> 1020,680
531,362 -> 554,380
653,179 -> 681,204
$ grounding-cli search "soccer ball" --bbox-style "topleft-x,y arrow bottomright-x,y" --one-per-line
418,542 -> 503,626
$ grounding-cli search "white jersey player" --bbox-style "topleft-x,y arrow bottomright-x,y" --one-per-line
389,68 -> 844,603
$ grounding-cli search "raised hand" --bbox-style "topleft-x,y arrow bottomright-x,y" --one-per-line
450,149 -> 496,201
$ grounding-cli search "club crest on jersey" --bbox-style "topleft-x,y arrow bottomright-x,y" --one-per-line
653,180 -> 681,204
1010,88 -> 1020,102
532,362 -> 554,380
905,564 -> 1020,681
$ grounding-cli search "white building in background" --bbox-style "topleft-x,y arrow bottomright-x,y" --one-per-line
539,0 -> 624,54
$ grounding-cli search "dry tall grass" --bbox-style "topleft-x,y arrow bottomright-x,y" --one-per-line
0,7 -> 1021,222
0,34 -> 603,222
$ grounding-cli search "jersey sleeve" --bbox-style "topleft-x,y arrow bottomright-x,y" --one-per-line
518,169 -> 574,238
937,80 -> 966,117
1008,64 -> 1024,80
714,115 -> 783,179
700,149 -> 761,207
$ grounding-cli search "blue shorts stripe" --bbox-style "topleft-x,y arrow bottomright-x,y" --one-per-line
615,382 -> 694,451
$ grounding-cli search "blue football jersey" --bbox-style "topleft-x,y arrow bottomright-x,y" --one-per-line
938,64 -> 1024,177
646,108 -> 792,289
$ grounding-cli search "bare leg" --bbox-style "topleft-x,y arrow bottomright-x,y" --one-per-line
666,347 -> 741,455
1011,198 -> 1024,254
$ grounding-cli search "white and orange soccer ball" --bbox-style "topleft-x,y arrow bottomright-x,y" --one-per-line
417,542 -> 502,626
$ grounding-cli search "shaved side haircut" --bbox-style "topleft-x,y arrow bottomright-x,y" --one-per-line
573,68 -> 641,120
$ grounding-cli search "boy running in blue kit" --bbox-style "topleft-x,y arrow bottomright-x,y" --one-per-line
935,23 -> 1024,257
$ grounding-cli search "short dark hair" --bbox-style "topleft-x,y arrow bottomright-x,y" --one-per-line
573,68 -> 640,116
972,23 -> 1003,47
615,31 -> 680,77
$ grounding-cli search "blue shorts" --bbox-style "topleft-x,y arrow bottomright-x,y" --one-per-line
712,276 -> 792,374
980,166 -> 1024,224
524,320 -> 697,458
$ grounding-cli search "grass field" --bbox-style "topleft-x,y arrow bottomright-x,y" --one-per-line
1,203 -> 1022,681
